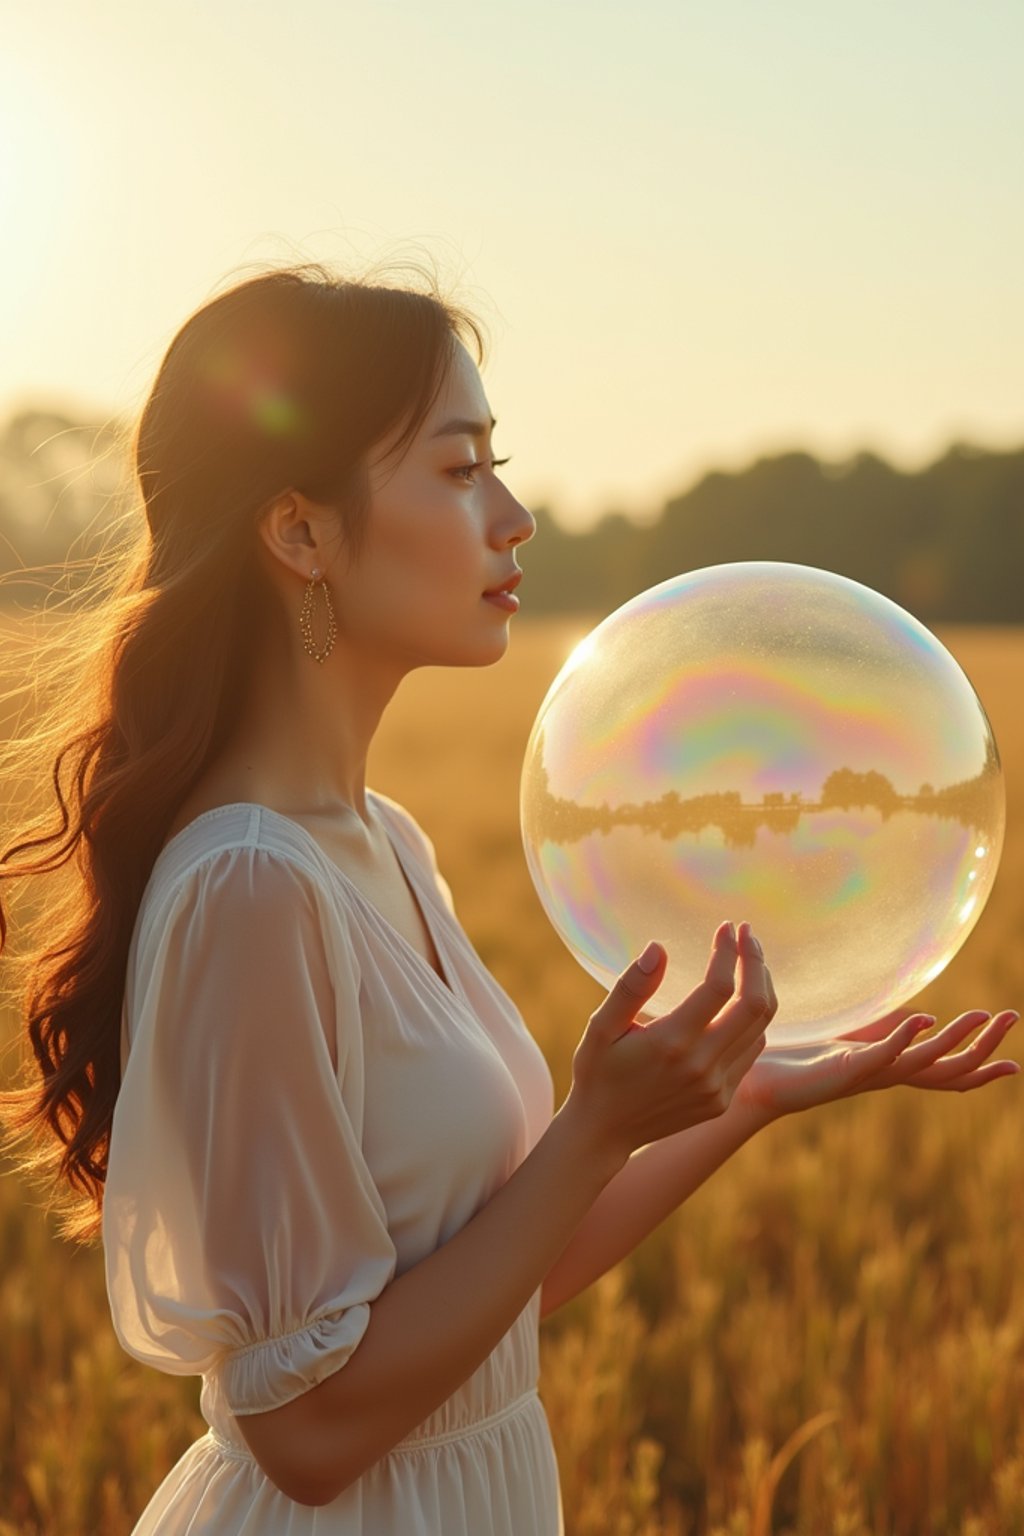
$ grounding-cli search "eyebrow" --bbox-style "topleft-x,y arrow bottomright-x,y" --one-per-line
430,414 -> 497,440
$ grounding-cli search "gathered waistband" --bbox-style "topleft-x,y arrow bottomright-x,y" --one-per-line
392,1388 -> 540,1453
207,1387 -> 541,1466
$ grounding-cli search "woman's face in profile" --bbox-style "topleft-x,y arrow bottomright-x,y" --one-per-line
333,341 -> 536,672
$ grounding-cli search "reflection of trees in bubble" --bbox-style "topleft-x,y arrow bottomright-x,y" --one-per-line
523,730 -> 1001,850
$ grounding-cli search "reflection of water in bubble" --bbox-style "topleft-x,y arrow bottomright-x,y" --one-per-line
520,563 -> 1005,1045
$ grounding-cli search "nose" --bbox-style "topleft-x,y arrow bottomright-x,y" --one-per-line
491,486 -> 536,549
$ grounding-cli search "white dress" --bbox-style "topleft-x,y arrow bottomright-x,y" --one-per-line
102,791 -> 562,1534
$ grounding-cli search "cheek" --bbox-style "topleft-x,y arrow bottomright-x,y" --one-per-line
381,502 -> 478,580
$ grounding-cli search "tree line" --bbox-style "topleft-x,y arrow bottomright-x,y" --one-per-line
520,443 -> 1023,623
0,405 -> 1020,621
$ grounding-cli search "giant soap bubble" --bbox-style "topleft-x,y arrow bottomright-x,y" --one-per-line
520,563 -> 1005,1045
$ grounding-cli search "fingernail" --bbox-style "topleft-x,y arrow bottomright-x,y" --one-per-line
914,1015 -> 936,1031
637,941 -> 661,974
727,922 -> 736,944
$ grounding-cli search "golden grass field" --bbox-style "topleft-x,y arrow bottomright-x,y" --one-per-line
1,617 -> 1022,1535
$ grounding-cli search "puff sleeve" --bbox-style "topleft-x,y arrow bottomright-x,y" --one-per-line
102,844 -> 397,1416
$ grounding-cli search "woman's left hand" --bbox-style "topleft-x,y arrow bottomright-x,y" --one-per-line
735,1001 -> 1020,1122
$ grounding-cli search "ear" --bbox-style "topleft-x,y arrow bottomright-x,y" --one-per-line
255,489 -> 321,578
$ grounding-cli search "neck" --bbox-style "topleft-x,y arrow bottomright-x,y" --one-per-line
222,629 -> 409,827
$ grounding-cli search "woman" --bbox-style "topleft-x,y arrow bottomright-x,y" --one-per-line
0,261 -> 1017,1535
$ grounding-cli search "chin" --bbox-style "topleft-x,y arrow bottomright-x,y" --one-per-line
434,628 -> 512,669
465,639 -> 512,668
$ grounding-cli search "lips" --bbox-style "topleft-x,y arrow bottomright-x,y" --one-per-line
483,570 -> 523,597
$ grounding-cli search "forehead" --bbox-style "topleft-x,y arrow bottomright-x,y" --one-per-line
365,341 -> 492,481
432,340 -> 490,419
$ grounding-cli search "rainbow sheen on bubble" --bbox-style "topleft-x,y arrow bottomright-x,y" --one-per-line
520,562 -> 1005,1045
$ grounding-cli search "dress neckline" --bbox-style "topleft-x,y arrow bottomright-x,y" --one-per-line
154,794 -> 461,1002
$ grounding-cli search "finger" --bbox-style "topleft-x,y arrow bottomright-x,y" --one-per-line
834,1013 -> 932,1092
765,965 -> 778,1020
698,923 -> 772,1055
588,940 -> 668,1042
719,962 -> 778,1072
650,921 -> 739,1041
840,1006 -> 922,1044
880,1009 -> 986,1074
727,1026 -> 768,1085
900,1011 -> 1018,1083
910,1059 -> 1021,1093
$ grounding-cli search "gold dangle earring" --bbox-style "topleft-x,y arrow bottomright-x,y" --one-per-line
299,566 -> 338,664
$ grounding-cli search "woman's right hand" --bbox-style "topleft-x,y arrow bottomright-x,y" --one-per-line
563,920 -> 775,1169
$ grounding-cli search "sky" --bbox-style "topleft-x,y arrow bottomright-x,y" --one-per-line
2,0 -> 1021,530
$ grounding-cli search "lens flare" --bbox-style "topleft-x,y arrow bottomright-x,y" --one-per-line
199,340 -> 309,439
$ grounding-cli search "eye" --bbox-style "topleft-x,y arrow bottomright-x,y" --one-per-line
451,456 -> 513,484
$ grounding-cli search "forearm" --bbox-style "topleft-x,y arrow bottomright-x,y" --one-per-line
301,1098 -> 622,1502
540,1096 -> 774,1318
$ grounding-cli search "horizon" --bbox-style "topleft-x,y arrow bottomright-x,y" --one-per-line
2,392 -> 1018,539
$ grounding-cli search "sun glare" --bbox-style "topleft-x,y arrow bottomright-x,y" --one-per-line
562,629 -> 598,673
0,53 -> 83,290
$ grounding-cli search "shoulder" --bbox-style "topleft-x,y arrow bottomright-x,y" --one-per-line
139,822 -> 346,966
369,790 -> 456,917
162,827 -> 327,906
128,837 -> 363,1044
368,790 -> 437,863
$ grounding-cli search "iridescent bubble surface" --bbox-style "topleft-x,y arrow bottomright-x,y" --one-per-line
520,563 -> 1005,1045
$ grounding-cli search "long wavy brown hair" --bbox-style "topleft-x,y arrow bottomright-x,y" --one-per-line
0,255 -> 486,1245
